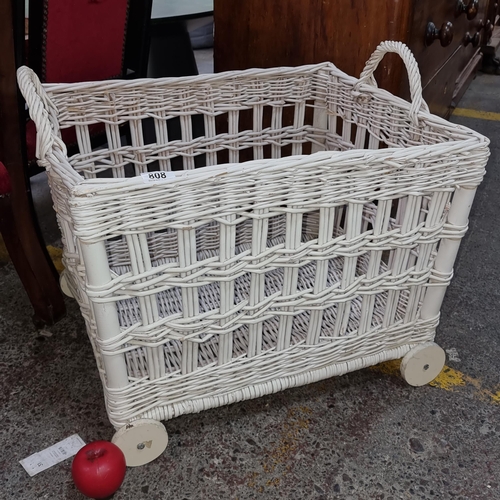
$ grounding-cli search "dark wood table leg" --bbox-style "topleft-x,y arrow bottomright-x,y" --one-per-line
0,192 -> 64,326
0,0 -> 65,326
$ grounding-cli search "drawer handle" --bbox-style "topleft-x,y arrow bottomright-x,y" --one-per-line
455,0 -> 479,20
425,21 -> 454,47
463,31 -> 480,46
479,19 -> 493,40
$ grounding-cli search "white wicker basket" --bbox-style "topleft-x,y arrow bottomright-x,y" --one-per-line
18,41 -> 488,461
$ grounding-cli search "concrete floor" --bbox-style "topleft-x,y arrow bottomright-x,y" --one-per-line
1,62 -> 499,499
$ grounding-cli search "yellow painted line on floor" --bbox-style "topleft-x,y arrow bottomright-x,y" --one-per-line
435,368 -> 500,405
429,366 -> 467,391
453,107 -> 500,121
46,245 -> 64,273
370,358 -> 402,377
372,360 -> 499,405
248,406 -> 312,490
0,235 -> 64,273
262,406 -> 311,474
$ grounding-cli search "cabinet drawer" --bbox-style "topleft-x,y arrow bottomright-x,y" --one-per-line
408,0 -> 488,87
421,43 -> 482,117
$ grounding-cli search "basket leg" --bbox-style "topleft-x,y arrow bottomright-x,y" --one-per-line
420,186 -> 478,320
80,241 -> 129,388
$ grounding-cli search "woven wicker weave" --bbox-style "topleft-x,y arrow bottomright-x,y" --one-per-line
18,42 -> 488,429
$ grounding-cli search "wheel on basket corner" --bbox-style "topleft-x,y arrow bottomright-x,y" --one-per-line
59,270 -> 74,298
400,342 -> 446,386
112,419 -> 168,467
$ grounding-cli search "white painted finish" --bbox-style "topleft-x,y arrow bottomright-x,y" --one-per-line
17,41 -> 488,432
400,342 -> 446,386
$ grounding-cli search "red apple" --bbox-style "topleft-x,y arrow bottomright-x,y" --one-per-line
71,441 -> 126,499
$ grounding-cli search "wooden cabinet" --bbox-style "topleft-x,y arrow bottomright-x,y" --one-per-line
401,0 -> 492,114
214,0 -> 495,118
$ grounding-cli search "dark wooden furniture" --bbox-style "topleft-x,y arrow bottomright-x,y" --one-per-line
0,0 -> 153,326
214,0 -> 496,118
0,0 -> 65,326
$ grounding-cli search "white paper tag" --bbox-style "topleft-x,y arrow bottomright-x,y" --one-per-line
141,171 -> 176,183
20,434 -> 86,477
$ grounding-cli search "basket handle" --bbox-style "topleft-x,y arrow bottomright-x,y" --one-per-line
16,66 -> 63,162
354,41 -> 429,124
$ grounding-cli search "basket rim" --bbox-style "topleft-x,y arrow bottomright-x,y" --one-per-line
71,134 -> 489,197
42,61 -> 339,92
40,61 -> 485,152
25,61 -> 489,194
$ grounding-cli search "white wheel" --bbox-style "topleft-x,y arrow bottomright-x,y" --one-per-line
112,419 -> 168,467
59,271 -> 74,298
400,342 -> 446,387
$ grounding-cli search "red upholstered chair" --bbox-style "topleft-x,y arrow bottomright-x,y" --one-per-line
26,0 -> 153,172
0,0 -> 152,325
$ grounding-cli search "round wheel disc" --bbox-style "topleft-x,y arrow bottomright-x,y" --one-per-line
59,271 -> 74,298
400,342 -> 446,387
112,419 -> 168,467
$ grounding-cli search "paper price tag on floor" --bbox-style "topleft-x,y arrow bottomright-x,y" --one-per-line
20,434 -> 86,477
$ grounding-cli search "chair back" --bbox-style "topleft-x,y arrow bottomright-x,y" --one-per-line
29,0 -> 152,83
25,0 -> 152,164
